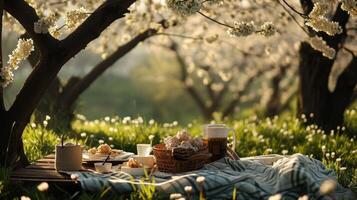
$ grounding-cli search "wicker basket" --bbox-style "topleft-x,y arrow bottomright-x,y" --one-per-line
153,144 -> 211,173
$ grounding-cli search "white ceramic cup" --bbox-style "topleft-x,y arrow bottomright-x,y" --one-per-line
136,144 -> 152,156
133,155 -> 155,168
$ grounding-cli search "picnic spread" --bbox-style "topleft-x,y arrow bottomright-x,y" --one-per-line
12,124 -> 356,199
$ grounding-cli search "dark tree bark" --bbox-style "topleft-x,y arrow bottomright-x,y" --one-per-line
265,65 -> 292,117
297,1 -> 356,131
0,0 -> 135,168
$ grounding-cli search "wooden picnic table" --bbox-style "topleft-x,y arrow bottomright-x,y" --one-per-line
11,154 -> 79,184
11,154 -> 129,185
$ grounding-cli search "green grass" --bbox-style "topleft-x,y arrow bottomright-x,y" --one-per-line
3,108 -> 356,199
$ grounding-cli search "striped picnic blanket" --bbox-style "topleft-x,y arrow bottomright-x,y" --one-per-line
74,154 -> 355,199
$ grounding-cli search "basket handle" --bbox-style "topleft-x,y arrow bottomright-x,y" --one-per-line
187,153 -> 212,160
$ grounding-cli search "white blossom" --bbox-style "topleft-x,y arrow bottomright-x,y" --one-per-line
1,38 -> 34,87
340,0 -> 357,16
308,36 -> 336,59
305,18 -> 342,36
259,22 -> 276,37
66,7 -> 88,29
306,2 -> 343,36
308,3 -> 329,18
166,0 -> 201,16
227,21 -> 256,37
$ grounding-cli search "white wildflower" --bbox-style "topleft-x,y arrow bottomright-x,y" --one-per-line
340,167 -> 347,171
137,116 -> 144,124
184,185 -> 193,193
319,179 -> 337,195
308,36 -> 336,59
45,115 -> 51,121
196,176 -> 205,184
268,194 -> 282,200
298,195 -> 309,200
336,158 -> 342,162
282,150 -> 288,155
20,196 -> 31,200
149,119 -> 155,125
98,139 -> 104,144
80,132 -> 87,138
167,0 -> 201,16
43,120 -> 48,127
149,135 -> 155,141
170,193 -> 183,199
37,182 -> 49,192
122,116 -> 131,124
31,123 -> 37,128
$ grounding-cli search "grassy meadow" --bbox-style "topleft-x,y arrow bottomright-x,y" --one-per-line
0,107 -> 356,199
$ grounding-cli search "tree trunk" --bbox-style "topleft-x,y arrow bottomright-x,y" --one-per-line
265,65 -> 289,117
33,77 -> 80,132
0,112 -> 29,167
298,42 -> 357,131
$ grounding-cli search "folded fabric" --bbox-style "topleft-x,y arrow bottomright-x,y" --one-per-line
74,154 -> 355,199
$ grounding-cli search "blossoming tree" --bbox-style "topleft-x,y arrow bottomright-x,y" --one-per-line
165,0 -> 357,130
0,0 -> 138,167
19,0 -> 178,129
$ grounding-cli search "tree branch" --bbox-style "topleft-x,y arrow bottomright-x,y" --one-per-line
171,43 -> 209,117
61,28 -> 156,108
7,0 -> 135,122
209,80 -> 231,113
222,68 -> 271,117
59,0 -> 136,61
4,0 -> 58,53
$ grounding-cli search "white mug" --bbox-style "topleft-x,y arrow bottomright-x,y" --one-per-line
136,144 -> 152,156
203,124 -> 236,151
